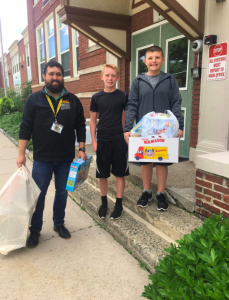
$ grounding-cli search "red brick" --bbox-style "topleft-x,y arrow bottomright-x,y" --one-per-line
195,192 -> 211,202
196,170 -> 203,178
213,200 -> 229,211
224,194 -> 229,203
190,143 -> 197,148
191,120 -> 199,125
223,211 -> 229,218
195,184 -> 202,192
190,133 -> 198,139
206,174 -> 223,185
192,96 -> 200,100
203,203 -> 220,214
192,90 -> 200,95
204,188 -> 222,200
196,178 -> 212,189
196,199 -> 203,206
214,185 -> 229,195
191,115 -> 199,120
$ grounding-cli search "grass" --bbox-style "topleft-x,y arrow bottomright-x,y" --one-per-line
137,259 -> 147,271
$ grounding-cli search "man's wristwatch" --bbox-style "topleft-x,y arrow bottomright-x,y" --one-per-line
79,147 -> 86,153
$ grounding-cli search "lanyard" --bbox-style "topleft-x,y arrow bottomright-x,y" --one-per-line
46,95 -> 63,122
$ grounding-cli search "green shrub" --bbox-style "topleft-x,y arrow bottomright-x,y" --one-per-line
0,112 -> 33,151
142,214 -> 229,300
0,97 -> 14,116
12,96 -> 25,113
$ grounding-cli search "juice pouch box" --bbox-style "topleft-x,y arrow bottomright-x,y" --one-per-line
66,154 -> 92,192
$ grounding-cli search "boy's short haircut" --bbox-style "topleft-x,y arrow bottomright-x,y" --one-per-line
145,46 -> 164,58
102,64 -> 120,76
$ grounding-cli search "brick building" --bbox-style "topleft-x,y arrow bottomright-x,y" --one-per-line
0,0 -> 228,219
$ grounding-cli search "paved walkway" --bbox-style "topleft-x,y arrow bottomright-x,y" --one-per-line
0,131 -> 150,300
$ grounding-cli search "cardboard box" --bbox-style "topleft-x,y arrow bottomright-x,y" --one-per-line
129,136 -> 179,163
66,155 -> 92,192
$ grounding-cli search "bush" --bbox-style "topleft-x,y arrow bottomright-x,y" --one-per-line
0,112 -> 33,151
0,97 -> 14,116
12,96 -> 25,113
142,214 -> 229,300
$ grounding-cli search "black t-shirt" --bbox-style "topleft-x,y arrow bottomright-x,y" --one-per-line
90,89 -> 128,141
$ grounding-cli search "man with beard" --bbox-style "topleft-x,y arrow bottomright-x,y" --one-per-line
16,61 -> 86,248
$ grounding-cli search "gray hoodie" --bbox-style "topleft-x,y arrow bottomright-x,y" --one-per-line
124,72 -> 184,132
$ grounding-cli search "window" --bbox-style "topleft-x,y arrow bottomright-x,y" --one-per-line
72,29 -> 80,76
45,16 -> 56,62
25,44 -> 31,81
12,53 -> 21,88
57,15 -> 70,77
166,36 -> 189,89
136,43 -> 154,76
36,25 -> 45,83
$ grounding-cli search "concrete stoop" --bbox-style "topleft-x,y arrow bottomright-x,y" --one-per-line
68,161 -> 203,273
88,163 -> 202,240
69,182 -> 171,274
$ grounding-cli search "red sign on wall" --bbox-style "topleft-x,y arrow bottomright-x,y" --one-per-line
208,42 -> 228,81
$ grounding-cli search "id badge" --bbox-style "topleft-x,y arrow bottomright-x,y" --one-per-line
51,121 -> 64,134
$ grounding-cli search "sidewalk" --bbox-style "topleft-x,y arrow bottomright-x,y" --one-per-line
0,131 -> 150,300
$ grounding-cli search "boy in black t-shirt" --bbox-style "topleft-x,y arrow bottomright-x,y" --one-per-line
90,64 -> 129,220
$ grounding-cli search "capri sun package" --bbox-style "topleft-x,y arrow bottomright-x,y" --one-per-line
66,155 -> 92,192
129,111 -> 179,163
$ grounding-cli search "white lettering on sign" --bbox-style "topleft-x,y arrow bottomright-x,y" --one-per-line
208,42 -> 228,81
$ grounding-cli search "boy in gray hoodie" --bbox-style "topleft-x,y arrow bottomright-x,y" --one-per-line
124,46 -> 184,211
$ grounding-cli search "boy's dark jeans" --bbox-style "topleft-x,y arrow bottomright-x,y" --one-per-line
30,160 -> 72,232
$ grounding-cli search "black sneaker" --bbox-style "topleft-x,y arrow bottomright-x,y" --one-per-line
27,231 -> 40,248
137,192 -> 152,208
157,193 -> 168,211
110,205 -> 123,220
98,203 -> 108,219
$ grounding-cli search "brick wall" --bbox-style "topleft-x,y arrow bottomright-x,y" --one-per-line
190,52 -> 202,148
131,7 -> 153,32
0,62 -> 3,89
195,170 -> 229,219
18,39 -> 28,86
7,54 -> 13,89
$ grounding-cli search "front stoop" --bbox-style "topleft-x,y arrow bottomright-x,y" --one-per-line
69,162 -> 203,273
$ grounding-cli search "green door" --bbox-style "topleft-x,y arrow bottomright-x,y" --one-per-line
132,22 -> 194,158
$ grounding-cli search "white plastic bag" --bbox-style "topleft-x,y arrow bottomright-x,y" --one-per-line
0,165 -> 40,255
141,110 -> 179,138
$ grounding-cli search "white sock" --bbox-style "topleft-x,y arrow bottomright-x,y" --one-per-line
157,191 -> 165,195
144,189 -> 152,194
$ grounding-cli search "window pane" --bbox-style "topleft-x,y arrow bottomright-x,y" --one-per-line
40,62 -> 45,82
39,43 -> 45,62
138,48 -> 148,75
49,35 -> 55,58
167,37 -> 188,88
48,18 -> 54,36
38,28 -> 44,43
27,66 -> 32,81
61,51 -> 70,77
50,57 -> 56,62
76,47 -> 80,71
60,26 -> 69,52
76,31 -> 79,46
27,56 -> 30,67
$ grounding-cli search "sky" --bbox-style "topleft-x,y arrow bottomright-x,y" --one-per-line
0,0 -> 28,54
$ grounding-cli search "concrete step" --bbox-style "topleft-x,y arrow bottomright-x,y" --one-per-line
88,163 -> 202,241
68,180 -> 173,274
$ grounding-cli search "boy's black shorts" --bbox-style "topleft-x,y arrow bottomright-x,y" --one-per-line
96,138 -> 129,178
